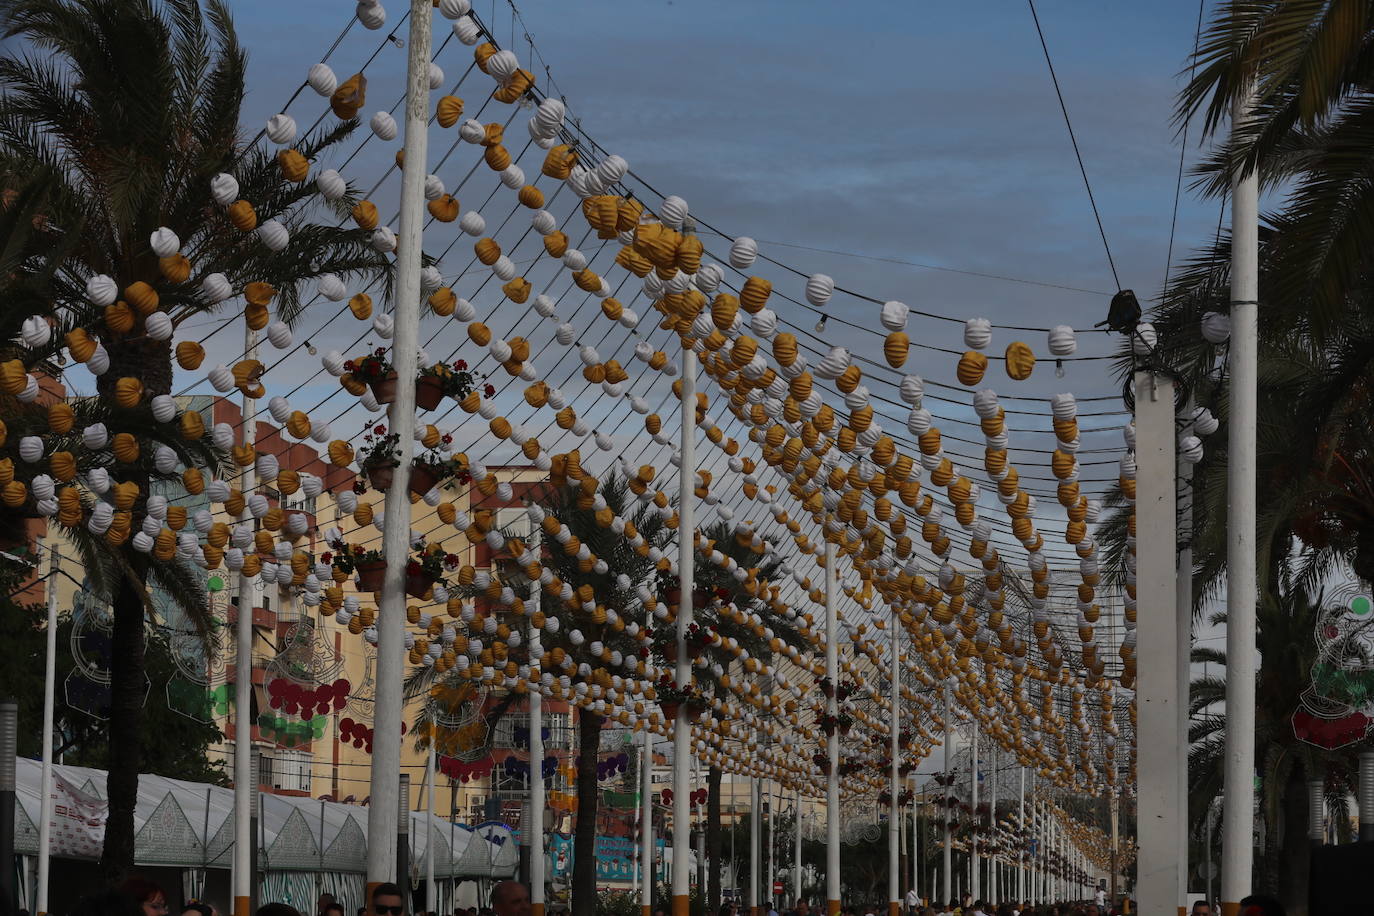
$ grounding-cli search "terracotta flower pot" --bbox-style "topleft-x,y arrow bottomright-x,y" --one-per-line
416,375 -> 444,410
405,569 -> 436,599
366,460 -> 399,491
663,587 -> 682,608
355,559 -> 386,592
684,702 -> 704,723
409,463 -> 441,496
369,371 -> 400,404
660,701 -> 680,721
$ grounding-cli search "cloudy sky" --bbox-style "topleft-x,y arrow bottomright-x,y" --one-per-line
196,0 -> 1238,773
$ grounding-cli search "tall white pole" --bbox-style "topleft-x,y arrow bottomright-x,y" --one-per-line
368,0 -> 431,895
36,545 -> 59,916
911,778 -> 920,904
1017,769 -> 1025,903
793,786 -> 802,907
640,727 -> 654,916
970,721 -> 979,902
670,347 -> 697,916
233,326 -> 259,916
1177,395 -> 1194,914
888,620 -> 900,916
988,747 -> 996,906
942,686 -> 952,906
1221,81 -> 1260,916
1136,370 -> 1181,915
749,778 -> 760,916
529,529 -> 546,916
824,540 -> 840,916
426,744 -> 436,909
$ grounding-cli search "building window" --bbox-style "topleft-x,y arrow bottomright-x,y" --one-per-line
259,748 -> 312,793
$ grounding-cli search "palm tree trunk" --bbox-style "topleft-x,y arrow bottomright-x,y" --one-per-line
572,709 -> 604,916
100,555 -> 149,885
707,765 -> 722,911
1278,763 -> 1311,915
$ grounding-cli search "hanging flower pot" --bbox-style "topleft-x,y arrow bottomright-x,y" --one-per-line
663,587 -> 682,608
660,700 -> 681,721
684,700 -> 706,723
409,462 -> 441,496
405,568 -> 437,599
368,371 -> 400,404
366,460 -> 399,491
355,559 -> 386,592
691,588 -> 712,608
415,374 -> 444,410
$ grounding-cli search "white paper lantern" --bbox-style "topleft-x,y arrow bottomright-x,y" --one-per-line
371,226 -> 397,252
815,346 -> 850,379
1048,324 -> 1077,357
20,316 -> 50,349
144,311 -> 173,341
316,274 -> 347,302
82,423 -> 109,450
492,255 -> 516,281
208,365 -> 234,392
879,300 -> 908,332
370,111 -> 398,141
86,274 -> 118,306
459,119 -> 485,144
452,14 -> 479,44
660,195 -> 688,229
19,436 -> 43,463
149,227 -> 180,257
356,1 -> 385,29
1132,322 -> 1157,355
1179,435 -> 1204,464
316,169 -> 346,202
459,210 -> 485,236
423,174 -> 445,200
307,63 -> 337,96
151,394 -> 177,422
438,0 -> 469,18
964,317 -> 992,350
201,272 -> 231,302
322,351 -> 346,376
899,375 -> 924,405
1190,407 -> 1219,437
729,236 -> 758,269
454,298 -> 476,321
804,273 -> 834,307
428,62 -> 445,91
532,210 -> 557,235
1200,311 -> 1231,344
266,321 -> 292,349
210,173 -> 239,206
257,219 -> 289,251
373,312 -> 394,338
265,114 -> 297,145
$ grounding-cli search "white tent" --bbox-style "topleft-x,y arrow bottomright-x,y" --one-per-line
12,757 -> 517,912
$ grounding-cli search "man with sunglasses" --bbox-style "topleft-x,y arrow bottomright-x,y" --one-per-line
373,883 -> 406,916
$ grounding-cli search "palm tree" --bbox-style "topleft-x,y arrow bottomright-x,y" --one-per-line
680,521 -> 807,911
1186,575 -> 1364,910
1,0 -> 391,881
408,471 -> 671,916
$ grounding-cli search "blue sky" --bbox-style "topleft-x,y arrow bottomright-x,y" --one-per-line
233,0 -> 1225,343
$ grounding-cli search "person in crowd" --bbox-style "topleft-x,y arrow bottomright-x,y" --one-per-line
969,902 -> 990,916
321,905 -> 344,916
119,878 -> 169,916
182,904 -> 213,916
1190,901 -> 1211,916
1238,896 -> 1284,916
317,895 -> 337,916
257,905 -> 303,916
904,888 -> 920,916
492,882 -> 531,916
372,883 -> 406,916
73,892 -> 145,916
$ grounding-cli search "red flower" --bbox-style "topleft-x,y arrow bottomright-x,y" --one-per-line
445,553 -> 460,566
321,552 -> 333,564
406,559 -> 421,574
442,434 -> 453,445
455,359 -> 467,370
374,424 -> 386,434
483,384 -> 496,397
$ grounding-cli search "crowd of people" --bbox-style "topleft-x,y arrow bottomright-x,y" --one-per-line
22,877 -> 1291,916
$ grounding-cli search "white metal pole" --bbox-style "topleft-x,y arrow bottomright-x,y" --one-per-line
988,747 -> 996,906
793,786 -> 802,907
765,776 -> 774,915
368,0 -> 431,894
640,726 -> 653,916
233,325 -> 259,916
911,778 -> 920,905
1136,370 -> 1181,915
1177,398 -> 1194,913
426,744 -> 436,908
942,685 -> 952,906
670,346 -> 697,916
824,540 -> 840,916
970,721 -> 979,902
529,528 -> 546,916
1017,768 -> 1025,903
36,545 -> 59,916
749,778 -> 760,916
888,620 -> 900,916
1221,81 -> 1260,916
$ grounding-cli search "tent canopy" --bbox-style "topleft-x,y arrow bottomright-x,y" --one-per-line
12,757 -> 517,877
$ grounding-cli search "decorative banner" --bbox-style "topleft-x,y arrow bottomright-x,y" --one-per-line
1294,581 -> 1374,750
47,774 -> 108,859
